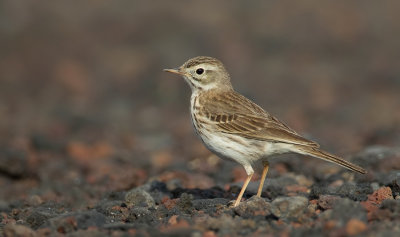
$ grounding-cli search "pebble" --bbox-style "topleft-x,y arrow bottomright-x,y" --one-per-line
271,196 -> 308,220
345,218 -> 367,236
3,224 -> 37,237
234,196 -> 272,218
321,198 -> 367,224
318,195 -> 341,210
0,148 -> 28,178
125,188 -> 156,208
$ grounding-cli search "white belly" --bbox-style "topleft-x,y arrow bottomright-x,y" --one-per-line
199,128 -> 293,163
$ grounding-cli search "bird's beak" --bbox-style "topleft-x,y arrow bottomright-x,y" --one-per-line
163,68 -> 185,76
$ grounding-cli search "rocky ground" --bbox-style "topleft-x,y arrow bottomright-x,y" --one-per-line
1,144 -> 399,236
1,1 -> 400,236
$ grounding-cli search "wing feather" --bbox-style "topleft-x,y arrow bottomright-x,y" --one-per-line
199,91 -> 319,148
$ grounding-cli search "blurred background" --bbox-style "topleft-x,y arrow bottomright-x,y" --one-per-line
1,0 -> 399,204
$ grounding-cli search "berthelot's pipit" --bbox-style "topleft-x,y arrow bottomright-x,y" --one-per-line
164,56 -> 366,207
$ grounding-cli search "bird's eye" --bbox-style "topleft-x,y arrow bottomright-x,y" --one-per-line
196,68 -> 204,75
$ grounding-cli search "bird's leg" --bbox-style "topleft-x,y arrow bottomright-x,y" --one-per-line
257,161 -> 269,197
233,173 -> 253,207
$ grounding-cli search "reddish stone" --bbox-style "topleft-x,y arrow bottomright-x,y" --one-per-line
161,196 -> 170,203
161,217 -> 190,232
367,187 -> 393,204
361,187 -> 393,211
162,197 -> 178,210
345,218 -> 367,236
174,219 -> 190,228
203,230 -> 217,237
168,215 -> 178,225
324,220 -> 337,230
361,186 -> 393,221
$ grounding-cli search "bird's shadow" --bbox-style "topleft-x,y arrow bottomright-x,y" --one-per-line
151,180 -> 265,202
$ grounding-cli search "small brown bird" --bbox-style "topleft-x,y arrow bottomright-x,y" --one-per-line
164,56 -> 366,207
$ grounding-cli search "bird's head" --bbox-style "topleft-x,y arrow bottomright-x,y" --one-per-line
164,56 -> 233,92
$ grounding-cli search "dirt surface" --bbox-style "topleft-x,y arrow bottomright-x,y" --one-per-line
1,1 -> 400,236
1,146 -> 400,236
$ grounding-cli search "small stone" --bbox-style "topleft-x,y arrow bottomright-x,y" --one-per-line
36,228 -> 52,236
324,220 -> 337,230
177,193 -> 194,214
127,207 -> 154,223
27,195 -> 43,207
381,199 -> 400,214
201,214 -> 236,235
369,186 -> 393,204
309,183 -> 336,199
318,195 -> 341,210
321,198 -> 367,224
345,218 -> 367,236
162,197 -> 178,210
168,215 -> 178,225
234,196 -> 271,218
261,175 -> 298,198
74,211 -> 107,229
203,230 -> 217,237
95,200 -> 127,221
125,188 -> 155,208
271,196 -> 308,220
336,182 -> 372,201
192,198 -> 230,210
285,185 -> 309,194
367,208 -> 392,221
352,146 -> 399,169
293,174 -> 314,187
4,224 -> 37,237
361,186 -> 393,214
160,218 -> 191,234
25,203 -> 64,230
376,171 -> 400,187
0,148 -> 28,178
27,211 -> 52,229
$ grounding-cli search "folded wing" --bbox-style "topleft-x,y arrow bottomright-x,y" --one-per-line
199,91 -> 319,148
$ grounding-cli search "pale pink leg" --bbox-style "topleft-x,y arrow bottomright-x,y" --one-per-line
233,173 -> 254,207
256,162 -> 269,197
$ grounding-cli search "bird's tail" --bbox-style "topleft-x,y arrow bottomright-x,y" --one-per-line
296,147 -> 366,174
